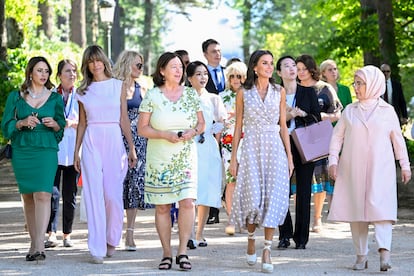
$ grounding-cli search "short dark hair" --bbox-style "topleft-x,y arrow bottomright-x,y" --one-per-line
296,54 -> 320,81
202,39 -> 219,53
152,52 -> 185,87
174,50 -> 189,57
186,61 -> 208,78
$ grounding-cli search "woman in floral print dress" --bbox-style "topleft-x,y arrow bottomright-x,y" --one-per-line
138,52 -> 205,271
220,61 -> 247,235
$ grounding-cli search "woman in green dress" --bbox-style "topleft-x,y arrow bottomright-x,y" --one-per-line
1,56 -> 66,262
138,52 -> 205,271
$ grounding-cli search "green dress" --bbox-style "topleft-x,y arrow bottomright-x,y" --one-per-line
1,91 -> 65,194
139,86 -> 201,204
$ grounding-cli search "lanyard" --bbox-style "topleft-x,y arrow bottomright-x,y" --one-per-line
63,89 -> 75,119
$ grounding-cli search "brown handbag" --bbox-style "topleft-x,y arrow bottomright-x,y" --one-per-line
291,116 -> 333,164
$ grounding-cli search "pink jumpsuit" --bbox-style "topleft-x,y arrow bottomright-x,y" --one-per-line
76,78 -> 128,258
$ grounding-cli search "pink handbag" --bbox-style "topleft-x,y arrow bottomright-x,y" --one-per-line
291,118 -> 333,164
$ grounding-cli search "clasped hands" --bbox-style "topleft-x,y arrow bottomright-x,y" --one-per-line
288,107 -> 307,118
20,113 -> 58,130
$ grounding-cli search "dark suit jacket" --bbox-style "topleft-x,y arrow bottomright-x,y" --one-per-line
294,84 -> 322,128
390,79 -> 408,122
206,66 -> 226,94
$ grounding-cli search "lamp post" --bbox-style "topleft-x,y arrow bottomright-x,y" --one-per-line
98,0 -> 116,59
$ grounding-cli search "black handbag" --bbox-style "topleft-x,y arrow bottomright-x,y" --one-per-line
0,143 -> 12,160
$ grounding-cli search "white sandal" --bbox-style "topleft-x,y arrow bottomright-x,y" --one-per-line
261,240 -> 273,273
125,228 -> 137,251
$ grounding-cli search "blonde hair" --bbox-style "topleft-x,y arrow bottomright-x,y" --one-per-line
113,50 -> 144,81
77,45 -> 112,95
320,59 -> 340,82
225,61 -> 247,90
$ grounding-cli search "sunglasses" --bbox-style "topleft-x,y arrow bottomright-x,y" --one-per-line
198,133 -> 205,144
135,63 -> 143,70
382,70 -> 390,73
229,74 -> 242,80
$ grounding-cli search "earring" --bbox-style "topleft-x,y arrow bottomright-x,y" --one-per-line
30,76 -> 32,81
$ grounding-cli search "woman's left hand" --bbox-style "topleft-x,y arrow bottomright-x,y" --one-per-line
288,159 -> 294,177
401,169 -> 411,185
181,129 -> 196,141
42,117 -> 58,129
128,149 -> 137,168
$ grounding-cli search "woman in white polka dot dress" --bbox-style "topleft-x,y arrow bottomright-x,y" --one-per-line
229,50 -> 294,273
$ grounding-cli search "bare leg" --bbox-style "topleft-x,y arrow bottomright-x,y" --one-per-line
155,204 -> 172,259
312,191 -> 326,232
22,194 -> 35,254
195,205 -> 209,241
33,192 -> 51,252
177,199 -> 195,255
247,223 -> 256,255
263,227 -> 275,263
225,182 -> 235,216
125,208 -> 137,247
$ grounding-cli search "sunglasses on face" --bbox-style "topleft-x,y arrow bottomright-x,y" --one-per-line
229,74 -> 242,80
382,70 -> 390,73
136,63 -> 143,70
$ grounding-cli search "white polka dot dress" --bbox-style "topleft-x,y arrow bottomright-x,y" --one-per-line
230,84 -> 290,228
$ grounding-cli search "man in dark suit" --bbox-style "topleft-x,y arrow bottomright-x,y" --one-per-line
202,39 -> 226,94
380,63 -> 408,126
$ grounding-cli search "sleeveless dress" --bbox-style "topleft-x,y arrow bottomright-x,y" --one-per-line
122,82 -> 151,210
195,90 -> 226,208
230,85 -> 290,228
139,86 -> 201,204
1,91 -> 65,194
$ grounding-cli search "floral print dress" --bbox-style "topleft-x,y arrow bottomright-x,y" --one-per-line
139,86 -> 201,204
220,89 -> 243,183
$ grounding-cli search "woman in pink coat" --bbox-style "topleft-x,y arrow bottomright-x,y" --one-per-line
328,65 -> 411,272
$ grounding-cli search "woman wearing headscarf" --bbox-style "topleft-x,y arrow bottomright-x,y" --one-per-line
328,65 -> 411,272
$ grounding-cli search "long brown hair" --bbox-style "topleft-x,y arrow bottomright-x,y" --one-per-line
20,56 -> 54,93
78,45 -> 112,95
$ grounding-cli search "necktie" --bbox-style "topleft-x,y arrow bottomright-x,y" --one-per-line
213,68 -> 223,92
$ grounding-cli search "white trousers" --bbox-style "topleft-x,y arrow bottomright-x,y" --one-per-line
350,221 -> 392,255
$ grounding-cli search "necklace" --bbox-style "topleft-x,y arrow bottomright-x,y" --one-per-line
28,87 -> 47,99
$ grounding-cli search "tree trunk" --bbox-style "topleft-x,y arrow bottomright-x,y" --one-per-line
70,0 -> 87,48
360,0 -> 380,66
241,0 -> 252,62
38,1 -> 54,39
0,0 -> 6,61
111,1 -> 124,62
142,0 -> 153,75
376,0 -> 400,80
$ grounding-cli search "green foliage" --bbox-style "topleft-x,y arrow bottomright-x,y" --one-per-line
405,138 -> 414,163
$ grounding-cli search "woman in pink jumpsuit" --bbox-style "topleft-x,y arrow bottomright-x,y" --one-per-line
74,45 -> 137,264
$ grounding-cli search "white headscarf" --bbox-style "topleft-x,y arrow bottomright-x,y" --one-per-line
354,65 -> 386,100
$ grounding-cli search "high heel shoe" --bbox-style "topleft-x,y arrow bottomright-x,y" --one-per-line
261,240 -> 273,273
246,231 -> 256,266
352,255 -> 368,270
124,228 -> 136,251
379,249 -> 392,271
